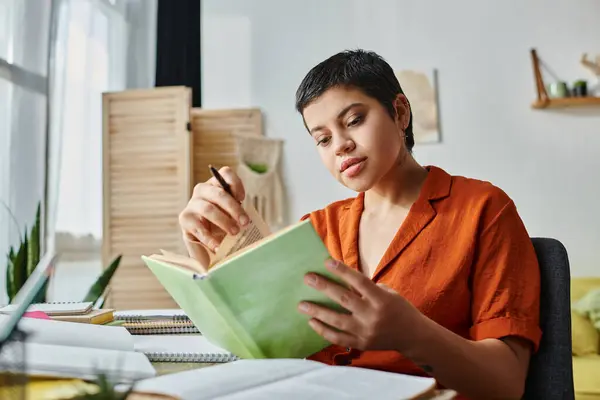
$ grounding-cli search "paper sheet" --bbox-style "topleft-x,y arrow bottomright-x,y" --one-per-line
133,334 -> 230,355
129,359 -> 436,399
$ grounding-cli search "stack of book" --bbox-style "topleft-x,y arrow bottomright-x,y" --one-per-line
0,301 -> 200,335
0,301 -> 114,325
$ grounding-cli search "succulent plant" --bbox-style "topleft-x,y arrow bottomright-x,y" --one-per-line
4,202 -> 122,305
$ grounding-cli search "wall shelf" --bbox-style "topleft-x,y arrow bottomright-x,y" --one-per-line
531,96 -> 600,109
530,48 -> 600,110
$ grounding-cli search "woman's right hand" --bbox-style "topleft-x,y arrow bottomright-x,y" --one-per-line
178,166 -> 250,266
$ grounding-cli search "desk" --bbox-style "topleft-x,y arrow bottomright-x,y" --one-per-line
151,361 -> 214,376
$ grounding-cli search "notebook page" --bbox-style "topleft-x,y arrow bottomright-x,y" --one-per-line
0,341 -> 155,383
133,334 -> 230,355
128,359 -> 436,400
0,314 -> 134,351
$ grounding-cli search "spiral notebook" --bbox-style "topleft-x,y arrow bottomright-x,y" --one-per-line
114,309 -> 190,322
123,320 -> 200,335
114,309 -> 200,335
133,335 -> 238,363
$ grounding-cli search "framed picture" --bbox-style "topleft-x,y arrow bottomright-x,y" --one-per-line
394,68 -> 441,144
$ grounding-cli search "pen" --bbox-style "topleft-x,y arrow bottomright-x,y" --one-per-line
209,165 -> 233,196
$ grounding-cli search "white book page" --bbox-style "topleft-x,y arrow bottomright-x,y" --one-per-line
209,205 -> 271,267
0,314 -> 134,351
130,359 -> 436,400
133,335 -> 230,355
0,341 -> 155,383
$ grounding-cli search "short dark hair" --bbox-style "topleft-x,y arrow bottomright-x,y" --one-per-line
295,49 -> 414,151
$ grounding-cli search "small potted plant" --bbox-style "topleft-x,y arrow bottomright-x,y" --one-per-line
573,80 -> 588,97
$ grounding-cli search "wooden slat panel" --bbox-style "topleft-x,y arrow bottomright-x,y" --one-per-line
190,108 -> 263,188
103,86 -> 192,310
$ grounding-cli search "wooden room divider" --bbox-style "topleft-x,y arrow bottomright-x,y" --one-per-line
102,86 -> 263,310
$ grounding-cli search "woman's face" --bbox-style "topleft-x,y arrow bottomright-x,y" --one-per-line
302,86 -> 410,192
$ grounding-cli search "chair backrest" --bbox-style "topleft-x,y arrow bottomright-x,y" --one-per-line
523,237 -> 575,399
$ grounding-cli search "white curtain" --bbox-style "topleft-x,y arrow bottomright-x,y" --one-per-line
0,0 -> 157,303
0,0 -> 51,304
46,0 -> 157,255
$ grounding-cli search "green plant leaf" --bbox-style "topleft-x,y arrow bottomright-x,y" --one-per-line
4,202 -> 46,303
31,279 -> 49,304
68,371 -> 133,399
83,255 -> 122,304
12,235 -> 28,300
6,255 -> 16,302
26,202 -> 41,278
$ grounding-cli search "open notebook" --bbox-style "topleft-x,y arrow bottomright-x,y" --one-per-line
0,314 -> 155,382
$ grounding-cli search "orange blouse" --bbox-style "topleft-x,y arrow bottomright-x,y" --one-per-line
301,165 -> 542,380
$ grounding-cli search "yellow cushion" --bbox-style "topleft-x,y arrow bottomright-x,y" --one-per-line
573,355 -> 600,399
572,278 -> 600,302
574,289 -> 600,330
572,310 -> 600,356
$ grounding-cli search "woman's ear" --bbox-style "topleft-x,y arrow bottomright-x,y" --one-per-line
393,94 -> 411,131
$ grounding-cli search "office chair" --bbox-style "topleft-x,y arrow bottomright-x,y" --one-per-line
523,237 -> 575,399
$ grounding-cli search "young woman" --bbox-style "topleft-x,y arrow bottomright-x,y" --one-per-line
178,49 -> 541,400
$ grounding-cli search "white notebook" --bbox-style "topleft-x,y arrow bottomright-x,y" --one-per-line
114,309 -> 189,322
0,301 -> 93,316
133,335 -> 238,363
128,358 -> 437,399
0,341 -> 155,383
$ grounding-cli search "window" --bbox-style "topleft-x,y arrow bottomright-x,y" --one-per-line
0,1 -> 16,265
0,0 -> 50,303
51,0 -> 127,245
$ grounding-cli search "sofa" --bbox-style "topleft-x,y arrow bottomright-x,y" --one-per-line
571,277 -> 600,400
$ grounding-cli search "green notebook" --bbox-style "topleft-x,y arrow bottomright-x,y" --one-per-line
141,219 -> 347,360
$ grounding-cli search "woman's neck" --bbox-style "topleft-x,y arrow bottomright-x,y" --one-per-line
363,154 -> 428,214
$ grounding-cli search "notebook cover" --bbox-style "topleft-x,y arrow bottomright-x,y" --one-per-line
0,301 -> 93,316
142,219 -> 347,359
50,308 -> 115,325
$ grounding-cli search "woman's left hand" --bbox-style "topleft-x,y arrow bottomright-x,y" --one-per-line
298,258 -> 423,352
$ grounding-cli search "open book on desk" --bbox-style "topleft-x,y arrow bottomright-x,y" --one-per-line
0,314 -> 155,382
127,358 -> 442,400
142,208 -> 347,360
